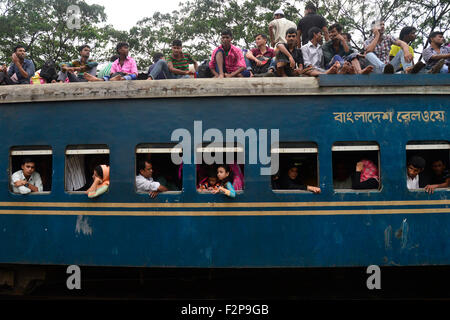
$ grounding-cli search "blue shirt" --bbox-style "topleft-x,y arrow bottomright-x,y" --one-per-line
8,59 -> 35,84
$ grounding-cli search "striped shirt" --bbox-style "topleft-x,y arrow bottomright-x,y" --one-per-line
167,52 -> 194,71
97,62 -> 113,79
65,155 -> 86,191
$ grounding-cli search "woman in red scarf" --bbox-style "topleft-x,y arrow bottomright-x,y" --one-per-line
352,159 -> 379,189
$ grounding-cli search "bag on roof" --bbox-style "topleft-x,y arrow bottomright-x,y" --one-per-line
197,60 -> 213,78
40,60 -> 58,82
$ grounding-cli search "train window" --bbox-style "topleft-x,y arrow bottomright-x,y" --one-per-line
271,142 -> 319,193
332,141 -> 381,191
406,141 -> 450,191
196,143 -> 244,193
65,145 -> 110,193
136,143 -> 182,194
10,146 -> 52,194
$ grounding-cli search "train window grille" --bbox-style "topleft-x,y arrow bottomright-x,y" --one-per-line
406,141 -> 450,192
331,141 -> 381,192
271,142 -> 319,193
135,143 -> 183,194
9,146 -> 53,195
65,145 -> 110,194
196,143 -> 245,194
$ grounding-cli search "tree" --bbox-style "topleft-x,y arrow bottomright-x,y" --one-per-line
0,0 -> 111,69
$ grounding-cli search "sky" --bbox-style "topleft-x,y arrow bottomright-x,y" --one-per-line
85,0 -> 183,31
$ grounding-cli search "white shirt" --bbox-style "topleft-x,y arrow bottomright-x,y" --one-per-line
407,175 -> 419,190
301,41 -> 324,69
11,170 -> 43,194
136,174 -> 160,193
269,18 -> 297,46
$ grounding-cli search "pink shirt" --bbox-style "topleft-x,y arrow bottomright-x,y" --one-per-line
111,56 -> 138,75
209,44 -> 246,73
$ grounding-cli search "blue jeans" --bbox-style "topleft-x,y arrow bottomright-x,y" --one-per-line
213,49 -> 250,77
326,55 -> 345,69
366,50 -> 413,73
244,56 -> 276,73
148,59 -> 190,80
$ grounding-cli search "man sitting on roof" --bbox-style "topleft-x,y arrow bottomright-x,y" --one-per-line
209,29 -> 249,78
0,45 -> 35,85
148,40 -> 197,80
57,45 -> 98,83
422,31 -> 450,74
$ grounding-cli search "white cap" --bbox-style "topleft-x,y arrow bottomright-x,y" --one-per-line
274,8 -> 284,15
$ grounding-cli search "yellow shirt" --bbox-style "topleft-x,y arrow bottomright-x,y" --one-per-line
389,45 -> 414,68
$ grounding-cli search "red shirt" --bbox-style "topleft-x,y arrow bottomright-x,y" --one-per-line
250,46 -> 275,58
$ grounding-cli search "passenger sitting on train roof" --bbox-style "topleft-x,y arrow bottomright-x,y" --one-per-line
84,42 -> 137,81
406,156 -> 429,190
11,158 -> 43,194
363,20 -> 413,74
57,45 -> 98,83
275,28 -> 313,77
323,23 -> 373,74
211,165 -> 236,198
300,27 -> 342,76
279,164 -> 321,193
147,53 -> 168,80
421,31 -> 450,74
209,29 -> 250,78
333,161 -> 352,189
96,55 -> 119,80
0,45 -> 35,85
136,161 -> 168,198
148,40 -> 197,80
198,168 -> 220,192
388,27 -> 421,74
424,159 -> 450,194
86,165 -> 110,198
245,33 -> 276,77
351,159 -> 379,190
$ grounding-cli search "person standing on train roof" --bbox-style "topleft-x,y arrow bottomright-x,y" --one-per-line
211,165 -> 236,198
11,158 -> 43,194
268,8 -> 297,48
209,29 -> 249,78
301,27 -> 341,75
322,23 -> 374,74
406,156 -> 429,190
278,164 -> 321,193
275,28 -> 313,77
296,2 -> 329,48
136,161 -> 168,198
422,31 -> 450,73
364,20 -> 413,74
424,159 -> 450,194
148,39 -> 198,80
57,45 -> 98,83
0,45 -> 35,85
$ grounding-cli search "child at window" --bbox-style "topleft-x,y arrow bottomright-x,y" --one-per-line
86,165 -> 109,198
212,165 -> 236,198
198,168 -> 220,192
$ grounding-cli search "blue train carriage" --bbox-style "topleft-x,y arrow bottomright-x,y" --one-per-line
0,75 -> 448,285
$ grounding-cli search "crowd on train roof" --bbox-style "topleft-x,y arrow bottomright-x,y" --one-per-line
0,2 -> 449,85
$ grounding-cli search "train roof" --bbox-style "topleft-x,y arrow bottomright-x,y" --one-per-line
0,74 -> 449,104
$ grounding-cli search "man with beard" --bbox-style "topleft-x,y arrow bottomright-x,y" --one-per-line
58,45 -> 98,82
0,45 -> 35,85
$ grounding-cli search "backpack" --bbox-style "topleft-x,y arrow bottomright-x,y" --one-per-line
251,56 -> 272,74
40,60 -> 58,82
197,60 -> 213,78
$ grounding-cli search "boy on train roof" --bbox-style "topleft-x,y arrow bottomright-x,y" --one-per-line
58,44 -> 98,83
85,42 -> 137,81
209,29 -> 249,78
148,40 -> 198,80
